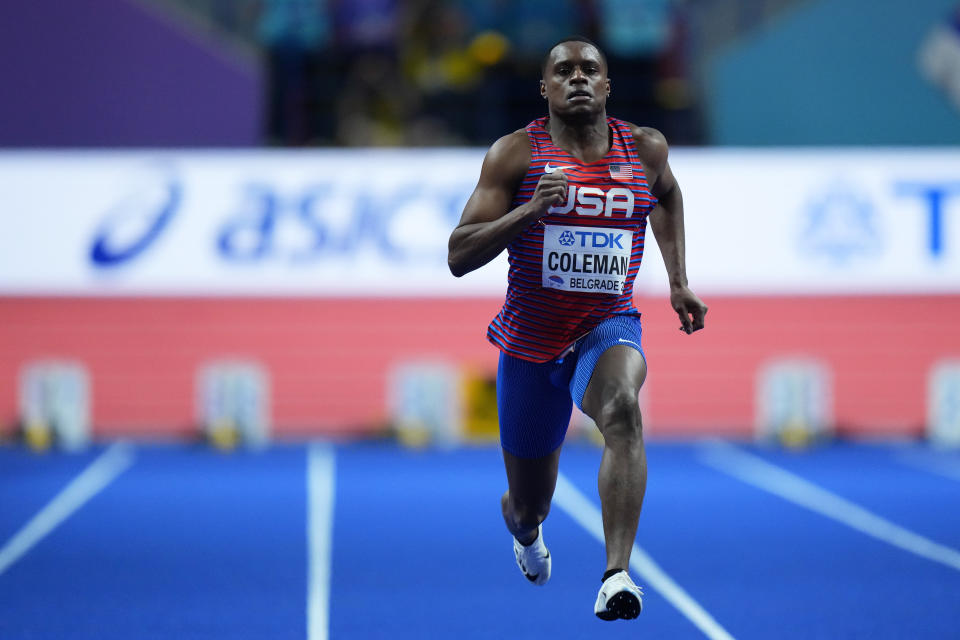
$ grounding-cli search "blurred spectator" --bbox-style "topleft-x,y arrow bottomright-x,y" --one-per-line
335,52 -> 418,145
335,0 -> 401,53
594,0 -> 703,144
401,1 -> 500,144
654,2 -> 704,145
496,0 -> 582,60
243,0 -> 703,146
329,0 -> 409,145
256,0 -> 331,144
919,5 -> 960,111
599,0 -> 672,58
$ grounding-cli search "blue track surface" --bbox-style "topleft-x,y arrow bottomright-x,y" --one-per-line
1,440 -> 958,639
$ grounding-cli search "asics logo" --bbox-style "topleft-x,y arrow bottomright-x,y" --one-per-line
544,163 -> 574,173
90,166 -> 182,268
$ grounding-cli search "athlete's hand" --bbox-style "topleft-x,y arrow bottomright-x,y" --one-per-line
671,286 -> 707,334
528,169 -> 569,217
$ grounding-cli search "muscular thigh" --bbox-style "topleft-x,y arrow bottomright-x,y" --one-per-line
497,352 -> 573,459
580,345 -> 647,422
570,314 -> 647,418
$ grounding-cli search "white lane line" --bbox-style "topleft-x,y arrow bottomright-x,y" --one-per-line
699,441 -> 960,573
307,444 -> 336,640
0,442 -> 135,576
895,450 -> 960,483
553,472 -> 736,640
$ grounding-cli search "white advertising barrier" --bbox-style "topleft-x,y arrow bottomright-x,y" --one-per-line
0,150 -> 499,296
669,148 -> 960,295
1,148 -> 959,296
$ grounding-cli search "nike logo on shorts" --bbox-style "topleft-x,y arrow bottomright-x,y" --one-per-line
618,338 -> 641,349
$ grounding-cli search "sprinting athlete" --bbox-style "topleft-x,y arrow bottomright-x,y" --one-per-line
447,36 -> 707,620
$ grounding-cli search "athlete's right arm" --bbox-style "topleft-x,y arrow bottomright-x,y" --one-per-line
448,131 -> 568,277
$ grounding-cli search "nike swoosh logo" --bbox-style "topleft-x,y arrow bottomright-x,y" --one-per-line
618,338 -> 642,349
544,163 -> 574,173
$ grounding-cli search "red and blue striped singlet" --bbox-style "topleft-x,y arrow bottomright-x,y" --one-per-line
486,116 -> 658,363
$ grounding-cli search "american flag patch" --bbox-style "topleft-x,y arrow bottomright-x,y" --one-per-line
608,164 -> 633,181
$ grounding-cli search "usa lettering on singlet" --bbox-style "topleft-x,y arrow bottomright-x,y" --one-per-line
487,117 -> 658,363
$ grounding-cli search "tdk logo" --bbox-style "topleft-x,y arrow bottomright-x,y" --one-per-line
895,181 -> 960,259
548,186 -> 635,217
563,230 -> 625,249
801,179 -> 960,263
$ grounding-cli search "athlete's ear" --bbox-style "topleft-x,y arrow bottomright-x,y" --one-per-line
605,78 -> 611,97
540,80 -> 546,99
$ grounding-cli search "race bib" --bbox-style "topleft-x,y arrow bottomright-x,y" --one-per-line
541,224 -> 632,295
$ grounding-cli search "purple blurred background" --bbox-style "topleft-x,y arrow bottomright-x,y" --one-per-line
0,0 -> 261,146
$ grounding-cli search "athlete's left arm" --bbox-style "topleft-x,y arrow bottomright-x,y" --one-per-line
633,125 -> 707,334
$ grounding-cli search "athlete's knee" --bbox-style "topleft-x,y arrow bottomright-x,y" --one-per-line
593,387 -> 643,444
508,495 -> 551,531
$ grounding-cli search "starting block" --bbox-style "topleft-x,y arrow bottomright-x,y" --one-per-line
387,361 -> 462,448
756,358 -> 833,448
196,360 -> 270,450
18,360 -> 91,452
928,360 -> 960,447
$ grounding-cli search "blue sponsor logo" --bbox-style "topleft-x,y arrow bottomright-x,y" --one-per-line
574,230 -> 624,249
88,174 -> 473,269
802,179 -> 960,265
89,165 -> 182,268
216,182 -> 470,264
895,181 -> 960,259
800,183 -> 881,263
548,275 -> 564,286
558,230 -> 576,246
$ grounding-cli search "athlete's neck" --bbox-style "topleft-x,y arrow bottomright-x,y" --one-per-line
545,112 -> 610,163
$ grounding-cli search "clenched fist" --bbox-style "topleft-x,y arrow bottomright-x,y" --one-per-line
528,168 -> 569,218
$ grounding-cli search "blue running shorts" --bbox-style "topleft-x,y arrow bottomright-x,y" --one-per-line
497,314 -> 645,458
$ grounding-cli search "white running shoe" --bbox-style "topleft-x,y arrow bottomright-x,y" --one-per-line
594,570 -> 643,620
513,525 -> 551,585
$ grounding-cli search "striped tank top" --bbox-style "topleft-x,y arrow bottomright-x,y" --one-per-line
486,116 -> 657,363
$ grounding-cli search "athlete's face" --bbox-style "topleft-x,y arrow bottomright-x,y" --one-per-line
540,42 -> 610,117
